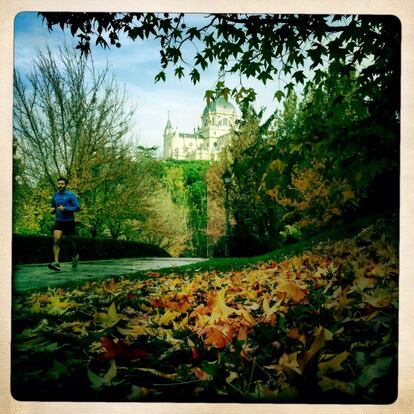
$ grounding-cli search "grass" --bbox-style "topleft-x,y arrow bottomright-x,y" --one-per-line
127,209 -> 397,276
15,209 -> 397,294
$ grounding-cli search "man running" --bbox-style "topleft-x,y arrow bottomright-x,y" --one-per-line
48,177 -> 80,271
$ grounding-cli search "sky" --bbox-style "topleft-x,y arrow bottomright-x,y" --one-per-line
13,12 -> 284,155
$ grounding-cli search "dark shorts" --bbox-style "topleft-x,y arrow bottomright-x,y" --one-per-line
54,220 -> 76,235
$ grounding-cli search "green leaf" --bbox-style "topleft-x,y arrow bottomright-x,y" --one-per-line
195,53 -> 208,70
220,87 -> 230,101
87,360 -> 117,390
357,356 -> 393,387
154,71 -> 166,83
174,66 -> 184,79
15,336 -> 62,353
204,89 -> 215,105
94,302 -> 122,328
48,360 -> 68,380
274,90 -> 285,102
292,70 -> 306,84
190,68 -> 200,84
186,26 -> 201,40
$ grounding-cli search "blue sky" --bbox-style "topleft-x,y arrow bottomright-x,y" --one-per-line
14,12 -> 286,153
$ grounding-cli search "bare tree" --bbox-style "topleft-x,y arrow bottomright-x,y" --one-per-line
13,43 -> 134,193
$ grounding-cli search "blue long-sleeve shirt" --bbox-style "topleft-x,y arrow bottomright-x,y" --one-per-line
51,190 -> 80,222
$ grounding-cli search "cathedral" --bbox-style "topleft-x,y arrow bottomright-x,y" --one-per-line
163,96 -> 237,160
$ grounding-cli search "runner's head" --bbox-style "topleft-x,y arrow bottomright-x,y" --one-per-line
57,177 -> 68,192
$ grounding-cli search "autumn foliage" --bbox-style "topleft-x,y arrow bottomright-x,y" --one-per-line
12,217 -> 397,402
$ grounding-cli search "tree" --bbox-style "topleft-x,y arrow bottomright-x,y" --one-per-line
210,103 -> 280,256
82,147 -> 163,239
14,43 -> 134,192
35,12 -> 400,254
161,160 -> 209,257
257,70 -> 399,238
38,12 -> 400,117
13,43 -> 169,240
132,187 -> 191,256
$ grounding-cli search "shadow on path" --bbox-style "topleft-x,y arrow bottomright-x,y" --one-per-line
13,257 -> 208,292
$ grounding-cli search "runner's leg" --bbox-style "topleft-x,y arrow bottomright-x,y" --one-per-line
53,229 -> 63,263
67,234 -> 79,268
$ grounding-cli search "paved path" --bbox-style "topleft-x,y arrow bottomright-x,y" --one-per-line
12,257 -> 208,292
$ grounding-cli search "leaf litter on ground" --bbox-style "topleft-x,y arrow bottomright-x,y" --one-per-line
12,217 -> 398,403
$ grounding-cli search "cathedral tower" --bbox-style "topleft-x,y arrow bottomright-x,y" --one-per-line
163,97 -> 237,160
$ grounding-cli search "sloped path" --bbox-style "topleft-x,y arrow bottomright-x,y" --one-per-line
12,257 -> 208,292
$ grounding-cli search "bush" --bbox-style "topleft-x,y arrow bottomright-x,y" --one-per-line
279,224 -> 303,243
12,234 -> 170,265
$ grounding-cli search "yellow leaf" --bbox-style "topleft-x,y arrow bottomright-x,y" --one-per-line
161,329 -> 184,346
95,302 -> 122,328
352,275 -> 376,291
279,352 -> 302,375
300,327 -> 333,370
262,297 -> 280,325
318,351 -> 350,375
362,288 -> 392,308
31,302 -> 42,313
117,324 -> 148,338
172,313 -> 189,330
226,371 -> 239,384
239,306 -> 256,326
276,282 -> 306,303
240,342 -> 258,359
319,376 -> 352,394
46,295 -> 77,315
208,289 -> 240,322
158,309 -> 181,326
342,190 -> 355,202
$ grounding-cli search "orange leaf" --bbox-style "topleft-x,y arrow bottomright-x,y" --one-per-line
276,282 -> 307,303
203,326 -> 235,349
237,326 -> 248,342
191,367 -> 212,381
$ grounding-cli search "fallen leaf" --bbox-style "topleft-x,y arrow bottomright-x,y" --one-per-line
87,360 -> 117,390
136,367 -> 179,380
318,351 -> 350,375
191,367 -> 213,381
319,376 -> 353,394
275,282 -> 307,303
95,302 -> 122,328
357,356 -> 393,387
98,336 -> 150,360
279,352 -> 302,375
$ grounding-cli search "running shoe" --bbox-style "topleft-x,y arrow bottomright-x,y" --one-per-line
72,254 -> 79,269
48,262 -> 61,271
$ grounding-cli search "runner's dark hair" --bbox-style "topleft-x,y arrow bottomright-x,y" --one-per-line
57,177 -> 68,184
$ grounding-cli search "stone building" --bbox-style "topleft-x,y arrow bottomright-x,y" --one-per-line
163,96 -> 237,160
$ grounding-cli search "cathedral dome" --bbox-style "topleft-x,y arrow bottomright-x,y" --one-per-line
202,96 -> 236,116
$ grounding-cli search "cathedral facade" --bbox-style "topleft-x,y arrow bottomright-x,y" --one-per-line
163,96 -> 237,160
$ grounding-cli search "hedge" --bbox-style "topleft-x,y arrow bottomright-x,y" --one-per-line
12,234 -> 170,265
